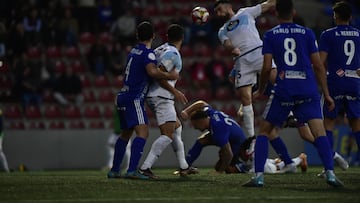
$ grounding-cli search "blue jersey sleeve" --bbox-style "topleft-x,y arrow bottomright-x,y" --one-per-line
306,28 -> 319,55
262,31 -> 273,55
319,30 -> 330,53
144,50 -> 157,67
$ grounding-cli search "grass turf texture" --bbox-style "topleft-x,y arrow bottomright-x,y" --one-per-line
0,167 -> 359,203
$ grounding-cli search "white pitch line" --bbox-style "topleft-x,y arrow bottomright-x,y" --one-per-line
16,196 -> 359,202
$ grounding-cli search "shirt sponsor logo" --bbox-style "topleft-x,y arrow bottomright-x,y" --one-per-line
284,71 -> 306,79
227,19 -> 240,31
344,69 -> 360,79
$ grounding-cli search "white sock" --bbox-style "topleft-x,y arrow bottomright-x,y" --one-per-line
107,146 -> 114,168
292,157 -> 301,166
242,105 -> 255,137
0,151 -> 9,172
140,135 -> 172,170
172,127 -> 189,169
121,139 -> 132,172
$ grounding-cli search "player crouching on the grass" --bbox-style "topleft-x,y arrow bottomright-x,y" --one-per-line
180,100 -> 247,174
223,136 -> 308,174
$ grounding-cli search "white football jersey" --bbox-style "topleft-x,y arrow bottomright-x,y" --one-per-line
147,43 -> 182,99
218,4 -> 263,54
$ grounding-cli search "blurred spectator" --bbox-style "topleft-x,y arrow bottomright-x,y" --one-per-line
13,54 -> 42,111
0,21 -> 6,60
189,19 -> 212,45
190,59 -> 209,89
110,10 -> 136,46
41,0 -> 62,46
87,38 -> 110,75
205,51 -> 232,97
59,7 -> 79,46
170,10 -> 191,45
109,41 -> 128,76
97,0 -> 113,32
53,66 -> 83,107
76,0 -> 97,32
23,7 -> 42,46
7,23 -> 27,65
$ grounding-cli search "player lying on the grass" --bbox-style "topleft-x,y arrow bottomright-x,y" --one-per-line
221,136 -> 308,174
180,100 -> 247,174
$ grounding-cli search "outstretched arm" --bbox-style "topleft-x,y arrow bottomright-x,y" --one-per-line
181,100 -> 209,120
157,79 -> 188,104
214,143 -> 233,173
146,63 -> 179,80
260,0 -> 276,13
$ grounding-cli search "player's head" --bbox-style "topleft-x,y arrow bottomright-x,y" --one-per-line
190,110 -> 209,131
276,0 -> 294,21
214,0 -> 232,19
333,1 -> 352,23
136,21 -> 155,42
167,24 -> 184,43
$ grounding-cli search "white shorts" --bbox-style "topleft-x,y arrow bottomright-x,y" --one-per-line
146,97 -> 176,126
234,48 -> 263,88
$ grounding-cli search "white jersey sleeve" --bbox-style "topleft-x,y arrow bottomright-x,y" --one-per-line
239,4 -> 262,18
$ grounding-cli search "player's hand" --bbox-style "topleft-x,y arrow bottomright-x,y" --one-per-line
174,89 -> 188,105
180,110 -> 189,120
357,68 -> 360,76
231,48 -> 241,57
324,95 -> 335,111
167,68 -> 179,80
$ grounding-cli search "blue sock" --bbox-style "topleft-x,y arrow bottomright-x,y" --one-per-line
270,137 -> 293,165
353,131 -> 360,151
254,135 -> 268,173
127,137 -> 146,172
110,137 -> 128,173
326,130 -> 334,155
186,140 -> 203,166
314,136 -> 334,170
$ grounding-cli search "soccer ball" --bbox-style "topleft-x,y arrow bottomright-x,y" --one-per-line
191,6 -> 209,25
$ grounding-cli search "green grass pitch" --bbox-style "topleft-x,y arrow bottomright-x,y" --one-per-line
0,167 -> 359,203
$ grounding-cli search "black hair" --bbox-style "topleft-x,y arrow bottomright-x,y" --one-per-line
136,21 -> 154,41
167,24 -> 184,43
214,0 -> 230,8
190,110 -> 209,120
333,1 -> 352,21
276,0 -> 294,20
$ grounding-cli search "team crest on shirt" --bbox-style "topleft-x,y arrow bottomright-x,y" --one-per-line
148,53 -> 156,60
227,19 -> 240,31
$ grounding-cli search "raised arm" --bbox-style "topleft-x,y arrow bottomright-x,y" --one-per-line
181,100 -> 209,120
157,78 -> 188,104
260,0 -> 276,13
